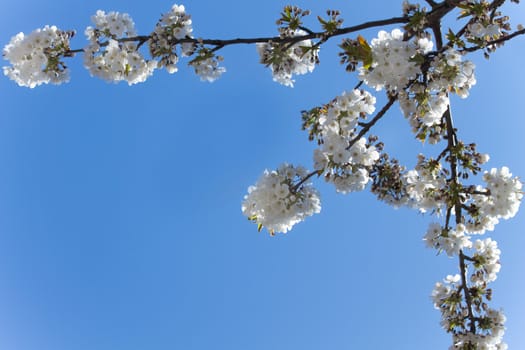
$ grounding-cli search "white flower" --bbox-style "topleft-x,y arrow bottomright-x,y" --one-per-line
84,11 -> 156,85
403,166 -> 445,213
418,92 -> 449,127
359,29 -> 433,92
89,10 -> 136,37
3,25 -> 73,88
149,4 -> 195,74
313,149 -> 329,171
424,223 -> 471,256
310,89 -> 379,194
242,164 -> 321,235
257,29 -> 318,87
468,22 -> 501,39
348,138 -> 379,166
431,274 -> 460,309
190,56 -> 226,82
159,4 -> 193,39
472,238 -> 501,283
429,49 -> 476,98
468,167 -> 523,234
331,168 -> 370,193
482,167 -> 523,219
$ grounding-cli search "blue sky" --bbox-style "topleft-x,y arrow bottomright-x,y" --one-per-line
1,1 -> 524,349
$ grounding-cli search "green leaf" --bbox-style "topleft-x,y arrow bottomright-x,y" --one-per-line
358,35 -> 373,70
446,28 -> 456,41
317,15 -> 327,25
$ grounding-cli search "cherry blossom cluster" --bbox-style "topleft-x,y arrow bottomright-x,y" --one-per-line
353,29 -> 477,143
424,223 -> 472,257
359,29 -> 433,92
256,29 -> 319,87
242,164 -> 321,235
2,4 -> 227,87
244,90 -> 378,234
149,4 -> 195,74
472,238 -> 501,284
429,239 -> 507,349
432,274 -> 508,350
399,48 -> 476,143
3,25 -> 74,88
401,1 -> 428,32
468,22 -> 502,40
466,167 -> 523,234
401,155 -> 447,212
423,165 -> 521,348
419,166 -> 521,253
188,49 -> 226,82
84,10 -> 156,85
463,0 -> 507,42
399,87 -> 448,143
310,90 -> 380,193
429,49 -> 477,98
151,4 -> 225,83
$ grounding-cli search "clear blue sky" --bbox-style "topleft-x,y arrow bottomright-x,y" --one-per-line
1,1 -> 524,349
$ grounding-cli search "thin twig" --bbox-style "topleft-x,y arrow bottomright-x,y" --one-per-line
347,95 -> 397,150
461,28 -> 525,52
293,170 -> 322,192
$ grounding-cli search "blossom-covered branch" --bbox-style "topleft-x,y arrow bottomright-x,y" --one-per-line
4,1 -> 524,348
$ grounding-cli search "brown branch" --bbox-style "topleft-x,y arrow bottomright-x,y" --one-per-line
292,170 -> 322,192
347,95 -> 397,150
461,28 -> 525,52
424,0 -> 439,7
459,250 -> 477,333
64,16 -> 409,54
443,0 -> 518,50
155,16 -> 409,48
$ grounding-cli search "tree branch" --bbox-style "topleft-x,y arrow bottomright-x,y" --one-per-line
65,16 -> 409,55
347,95 -> 397,150
461,28 -> 525,52
293,170 -> 322,192
460,250 -> 477,333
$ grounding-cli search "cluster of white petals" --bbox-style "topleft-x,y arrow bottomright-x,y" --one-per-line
359,29 -> 433,92
257,29 -> 318,87
190,55 -> 226,82
426,168 -> 519,348
149,4 -> 194,74
467,22 -> 502,39
399,49 -> 476,139
313,90 -> 379,193
429,49 -> 476,98
467,167 -> 523,234
480,167 -> 522,219
399,86 -> 449,132
402,164 -> 446,213
424,223 -> 472,256
84,10 -> 156,85
432,274 -> 464,332
432,274 -> 461,310
88,10 -> 135,37
432,275 -> 507,349
3,25 -> 72,88
451,308 -> 507,350
472,238 -> 501,284
156,4 -> 193,40
242,164 -> 321,235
